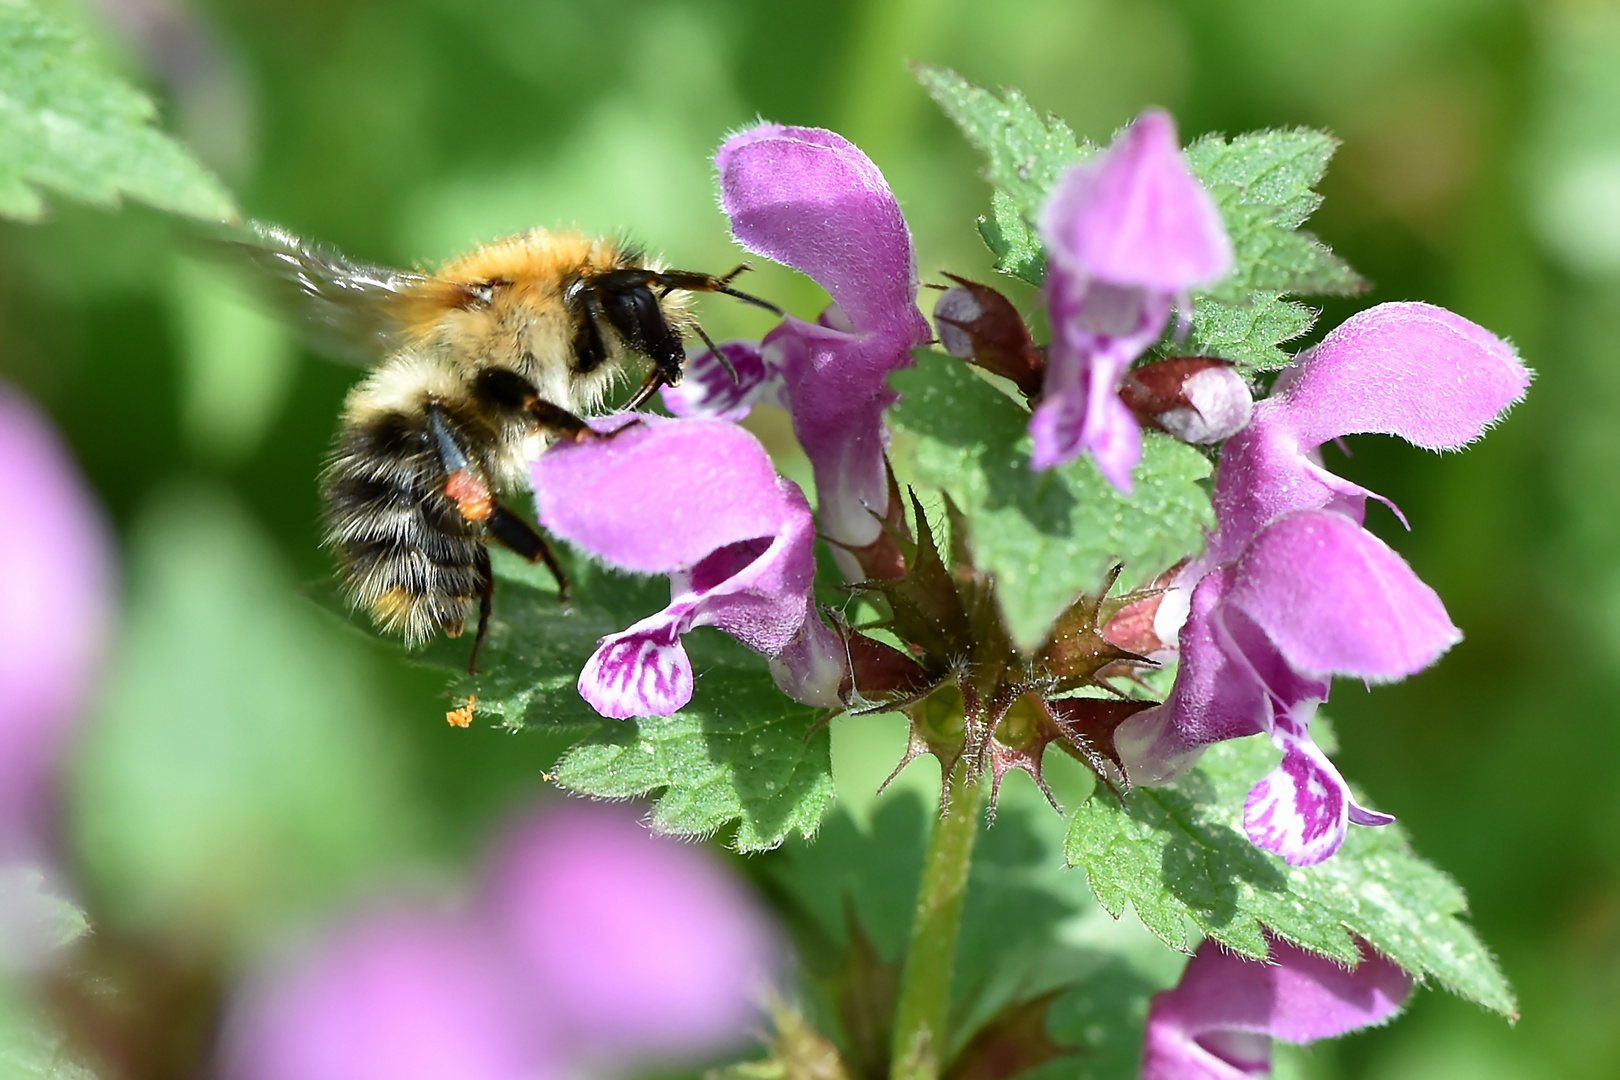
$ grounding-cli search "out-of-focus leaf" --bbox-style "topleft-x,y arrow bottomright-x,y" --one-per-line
0,982 -> 98,1080
1064,737 -> 1516,1017
70,488 -> 424,957
889,352 -> 1212,652
0,0 -> 234,222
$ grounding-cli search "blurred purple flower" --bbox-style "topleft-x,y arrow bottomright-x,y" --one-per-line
1118,303 -> 1530,865
0,385 -> 113,863
225,910 -> 545,1080
532,416 -> 843,718
482,802 -> 777,1066
665,123 -> 930,573
224,801 -> 777,1080
1141,936 -> 1410,1079
1032,110 -> 1231,488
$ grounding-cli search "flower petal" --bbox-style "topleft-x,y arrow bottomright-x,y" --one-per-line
0,387 -> 113,860
717,124 -> 925,338
1143,934 -> 1411,1080
223,911 -> 542,1080
1222,510 -> 1461,682
578,621 -> 695,720
1039,110 -> 1231,292
533,418 -> 787,573
761,318 -> 903,548
482,802 -> 776,1065
660,341 -> 782,422
1243,720 -> 1353,866
1272,302 -> 1530,451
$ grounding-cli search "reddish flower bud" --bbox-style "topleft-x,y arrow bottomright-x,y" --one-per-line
932,275 -> 1044,397
1120,357 -> 1253,444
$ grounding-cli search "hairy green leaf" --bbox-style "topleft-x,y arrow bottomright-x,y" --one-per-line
976,190 -> 1045,285
916,64 -> 1086,223
1065,737 -> 1516,1017
0,0 -> 234,221
889,351 -> 1213,652
402,548 -> 834,853
1174,129 -> 1364,371
554,631 -> 833,852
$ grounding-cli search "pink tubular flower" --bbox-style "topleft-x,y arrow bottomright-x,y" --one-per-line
223,801 -> 777,1080
1118,303 -> 1530,865
663,124 -> 930,570
1141,936 -> 1410,1079
0,385 -> 113,863
532,416 -> 843,719
1032,110 -> 1232,488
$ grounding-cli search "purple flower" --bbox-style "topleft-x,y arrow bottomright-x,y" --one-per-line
1141,936 -> 1410,1079
0,385 -> 113,863
481,802 -> 777,1066
224,910 -> 545,1080
1032,110 -> 1232,488
664,124 -> 930,572
1118,303 -> 1530,865
531,416 -> 843,718
223,801 -> 778,1080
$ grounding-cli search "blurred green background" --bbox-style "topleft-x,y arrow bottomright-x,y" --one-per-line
4,0 -> 1619,1077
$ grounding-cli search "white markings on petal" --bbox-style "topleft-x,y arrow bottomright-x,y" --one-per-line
578,629 -> 695,720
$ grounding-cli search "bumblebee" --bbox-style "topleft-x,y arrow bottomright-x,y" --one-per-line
229,223 -> 775,669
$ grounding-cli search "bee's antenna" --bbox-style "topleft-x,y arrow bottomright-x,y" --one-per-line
689,322 -> 740,384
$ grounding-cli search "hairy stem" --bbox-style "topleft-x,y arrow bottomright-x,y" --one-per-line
889,760 -> 985,1080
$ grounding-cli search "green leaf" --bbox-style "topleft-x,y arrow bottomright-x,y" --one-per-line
976,190 -> 1046,285
889,351 -> 1213,652
1174,129 -> 1364,371
761,776 -> 1184,1078
1064,736 -> 1517,1017
554,631 -> 834,852
915,65 -> 1086,221
0,0 -> 235,222
387,545 -> 836,853
0,982 -> 98,1080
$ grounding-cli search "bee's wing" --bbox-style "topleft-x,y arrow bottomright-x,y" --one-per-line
212,221 -> 432,366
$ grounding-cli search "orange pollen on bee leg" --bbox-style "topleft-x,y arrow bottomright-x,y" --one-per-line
445,469 -> 493,521
446,695 -> 476,728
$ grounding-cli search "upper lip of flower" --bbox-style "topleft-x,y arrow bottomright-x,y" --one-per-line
1027,108 -> 1233,487
667,123 -> 929,561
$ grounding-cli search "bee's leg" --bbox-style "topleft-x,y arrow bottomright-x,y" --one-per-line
486,502 -> 570,603
469,546 -> 494,676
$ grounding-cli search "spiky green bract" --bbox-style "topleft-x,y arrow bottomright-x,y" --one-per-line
0,0 -> 234,222
408,551 -> 834,853
889,351 -> 1213,652
1064,737 -> 1516,1018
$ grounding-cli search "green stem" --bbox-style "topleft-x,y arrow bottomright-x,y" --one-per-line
889,761 -> 985,1080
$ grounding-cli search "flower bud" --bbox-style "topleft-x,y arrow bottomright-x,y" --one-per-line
932,275 -> 1044,397
1119,357 -> 1252,444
